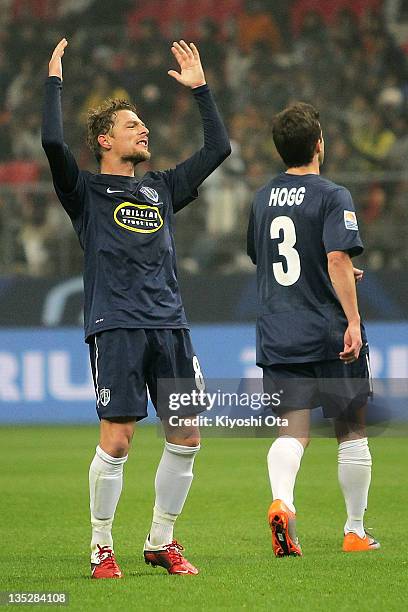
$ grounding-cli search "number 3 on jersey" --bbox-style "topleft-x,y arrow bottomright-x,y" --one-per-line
270,216 -> 301,286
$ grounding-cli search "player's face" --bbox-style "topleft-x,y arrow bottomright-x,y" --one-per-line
110,110 -> 151,164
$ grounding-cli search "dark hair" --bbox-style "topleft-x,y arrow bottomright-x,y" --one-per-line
272,102 -> 321,167
87,98 -> 138,162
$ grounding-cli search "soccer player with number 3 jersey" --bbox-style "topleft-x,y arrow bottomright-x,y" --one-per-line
247,103 -> 379,556
42,38 -> 230,578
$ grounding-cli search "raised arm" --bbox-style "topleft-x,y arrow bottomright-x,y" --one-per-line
165,41 -> 231,212
42,39 -> 83,214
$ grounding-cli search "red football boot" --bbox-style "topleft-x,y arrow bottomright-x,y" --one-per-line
91,544 -> 123,579
144,540 -> 199,575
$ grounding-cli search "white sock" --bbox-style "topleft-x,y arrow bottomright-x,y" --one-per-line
338,438 -> 372,539
267,437 -> 304,514
147,442 -> 200,548
89,445 -> 128,562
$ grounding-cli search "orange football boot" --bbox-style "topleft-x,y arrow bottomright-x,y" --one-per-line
144,540 -> 198,575
91,545 -> 123,579
268,499 -> 302,557
343,531 -> 380,552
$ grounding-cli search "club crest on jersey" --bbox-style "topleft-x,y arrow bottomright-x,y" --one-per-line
99,388 -> 111,407
114,202 -> 163,233
140,186 -> 159,202
344,210 -> 358,230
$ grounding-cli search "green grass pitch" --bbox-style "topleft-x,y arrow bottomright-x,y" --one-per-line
0,426 -> 406,611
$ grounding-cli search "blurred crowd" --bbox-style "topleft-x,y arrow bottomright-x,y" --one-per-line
0,0 -> 407,276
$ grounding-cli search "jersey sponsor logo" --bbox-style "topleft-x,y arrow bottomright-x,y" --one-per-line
99,388 -> 111,407
268,187 -> 306,207
344,210 -> 358,230
107,188 -> 125,194
140,186 -> 159,202
114,202 -> 163,233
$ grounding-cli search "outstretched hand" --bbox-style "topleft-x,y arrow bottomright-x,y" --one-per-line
168,40 -> 206,89
49,38 -> 68,80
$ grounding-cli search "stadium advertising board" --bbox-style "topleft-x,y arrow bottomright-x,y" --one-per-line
0,272 -> 406,326
0,323 -> 406,424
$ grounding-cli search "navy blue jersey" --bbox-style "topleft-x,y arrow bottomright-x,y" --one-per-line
42,77 -> 230,341
247,173 -> 366,365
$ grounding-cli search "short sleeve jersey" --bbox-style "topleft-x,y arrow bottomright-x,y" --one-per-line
247,173 -> 367,366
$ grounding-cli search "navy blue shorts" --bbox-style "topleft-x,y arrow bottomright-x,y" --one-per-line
263,352 -> 372,418
89,328 -> 205,421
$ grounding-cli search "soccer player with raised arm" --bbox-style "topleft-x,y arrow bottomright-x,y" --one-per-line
247,103 -> 379,557
42,38 -> 230,578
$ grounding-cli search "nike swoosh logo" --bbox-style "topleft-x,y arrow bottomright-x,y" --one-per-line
107,188 -> 124,193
